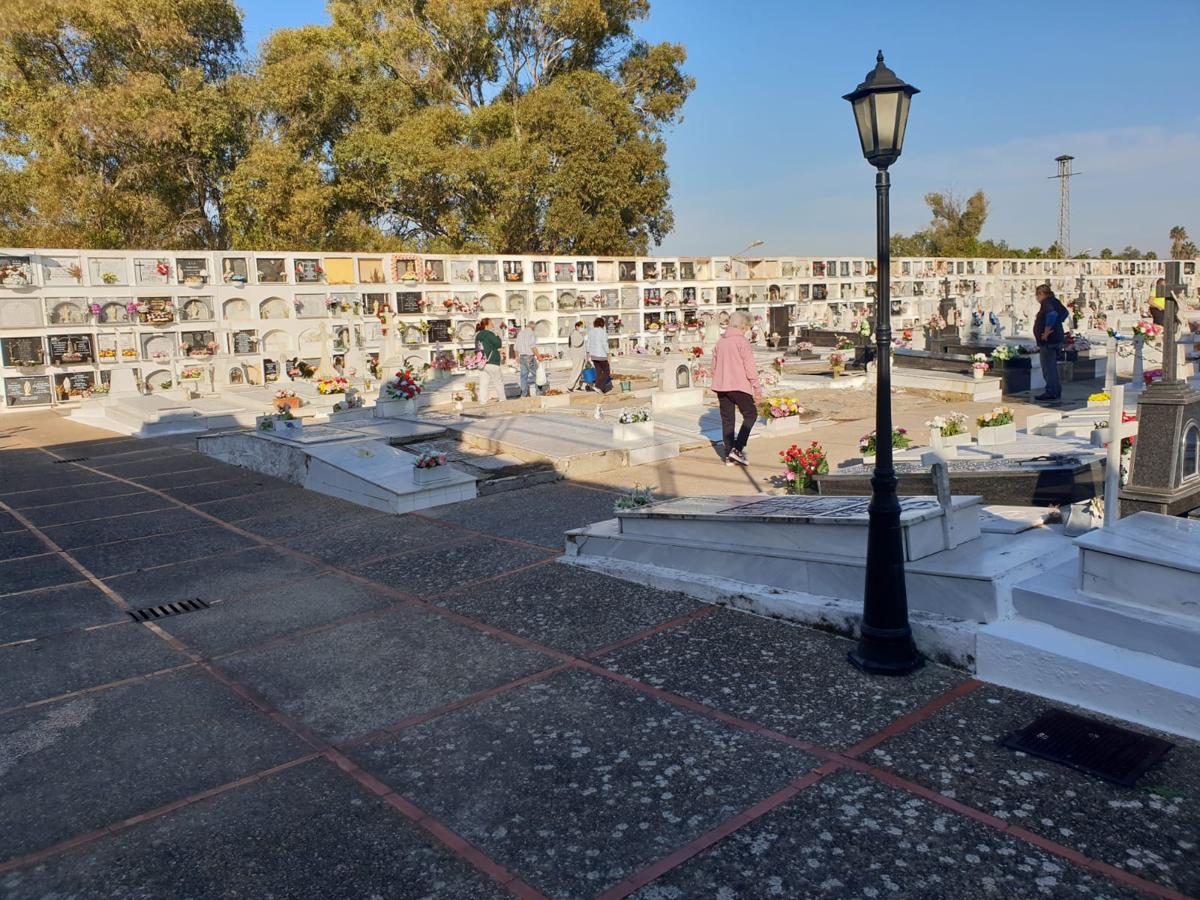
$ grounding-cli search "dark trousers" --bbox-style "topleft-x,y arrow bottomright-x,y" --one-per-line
592,358 -> 613,393
1039,343 -> 1062,399
716,390 -> 757,455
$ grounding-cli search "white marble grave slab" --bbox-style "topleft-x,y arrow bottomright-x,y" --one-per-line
979,505 -> 1052,534
1075,512 -> 1200,619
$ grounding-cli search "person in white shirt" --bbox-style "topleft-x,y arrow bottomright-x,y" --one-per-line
585,317 -> 612,393
566,321 -> 587,391
515,322 -> 540,397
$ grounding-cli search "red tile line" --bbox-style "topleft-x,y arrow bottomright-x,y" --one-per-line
16,444 -> 1190,900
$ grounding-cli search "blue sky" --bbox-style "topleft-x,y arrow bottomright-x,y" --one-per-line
241,0 -> 1200,258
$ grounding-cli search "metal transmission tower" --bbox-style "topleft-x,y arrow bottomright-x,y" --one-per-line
1049,154 -> 1080,257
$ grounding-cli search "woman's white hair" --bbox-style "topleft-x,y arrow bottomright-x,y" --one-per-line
727,310 -> 753,329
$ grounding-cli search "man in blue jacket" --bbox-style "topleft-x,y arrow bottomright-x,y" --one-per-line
1033,284 -> 1069,402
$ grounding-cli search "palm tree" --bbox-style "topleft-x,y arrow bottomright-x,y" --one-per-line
1169,225 -> 1189,258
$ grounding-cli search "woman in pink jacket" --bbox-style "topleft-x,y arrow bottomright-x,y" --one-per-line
710,310 -> 761,466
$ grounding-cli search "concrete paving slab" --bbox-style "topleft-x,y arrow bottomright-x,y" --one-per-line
160,573 -> 397,657
38,506 -> 209,549
220,608 -> 555,744
103,546 -> 324,606
0,669 -> 307,862
351,540 -> 554,598
68,525 -> 258,579
19,493 -> 175,528
0,758 -> 508,900
348,668 -> 818,899
632,769 -> 1143,899
436,564 -> 702,655
0,554 -> 83,596
600,610 -> 963,751
868,683 -> 1200,896
0,583 -> 128,644
0,622 -> 187,708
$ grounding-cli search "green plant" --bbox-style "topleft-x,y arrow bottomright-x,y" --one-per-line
158,380 -> 172,389
859,428 -> 910,455
613,484 -> 655,512
977,406 -> 1015,428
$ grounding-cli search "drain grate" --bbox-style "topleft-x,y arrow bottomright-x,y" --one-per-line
1002,709 -> 1173,786
54,457 -> 89,464
128,598 -> 211,622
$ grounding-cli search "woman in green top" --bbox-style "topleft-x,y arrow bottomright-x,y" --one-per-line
475,318 -> 505,403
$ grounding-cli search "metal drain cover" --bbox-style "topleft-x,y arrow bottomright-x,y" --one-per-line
128,599 -> 210,622
1002,709 -> 1173,786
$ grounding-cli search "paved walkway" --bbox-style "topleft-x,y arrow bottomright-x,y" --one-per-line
0,412 -> 1196,899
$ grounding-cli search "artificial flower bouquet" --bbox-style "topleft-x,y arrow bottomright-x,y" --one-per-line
977,406 -> 1015,428
758,396 -> 804,419
317,377 -> 348,394
925,412 -> 967,437
414,450 -> 448,469
859,428 -> 911,455
384,369 -> 422,400
779,441 -> 829,493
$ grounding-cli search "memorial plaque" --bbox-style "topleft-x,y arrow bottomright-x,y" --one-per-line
680,262 -> 695,280
233,330 -> 258,354
264,359 -> 279,381
717,287 -> 731,304
577,262 -> 594,282
55,370 -> 96,401
256,257 -> 287,283
179,296 -> 213,321
176,258 -> 209,284
46,297 -> 88,325
397,292 -> 423,314
294,294 -> 326,318
42,256 -> 82,285
478,260 -> 499,282
619,261 -> 637,281
295,259 -> 323,283
1,336 -> 45,367
427,319 -> 452,343
49,334 -> 93,364
0,297 -> 42,329
134,258 -> 171,284
88,258 -> 127,285
4,376 -> 53,407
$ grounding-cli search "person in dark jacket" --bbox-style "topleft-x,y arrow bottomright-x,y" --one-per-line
1032,284 -> 1069,401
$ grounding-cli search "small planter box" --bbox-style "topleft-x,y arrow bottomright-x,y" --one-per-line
275,396 -> 301,411
413,465 -> 451,485
613,421 -> 654,442
976,422 -> 1017,446
931,431 -> 971,451
763,416 -> 802,436
1087,399 -> 1110,409
862,454 -> 876,466
375,397 -> 418,418
256,415 -> 303,435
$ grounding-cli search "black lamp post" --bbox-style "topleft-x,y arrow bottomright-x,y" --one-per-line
843,51 -> 924,675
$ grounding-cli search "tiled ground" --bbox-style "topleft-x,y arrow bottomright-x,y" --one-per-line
0,413 -> 1196,900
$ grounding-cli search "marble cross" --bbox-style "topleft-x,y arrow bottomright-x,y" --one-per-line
314,321 -> 337,379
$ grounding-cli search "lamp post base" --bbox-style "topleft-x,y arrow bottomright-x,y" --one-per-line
848,624 -> 924,676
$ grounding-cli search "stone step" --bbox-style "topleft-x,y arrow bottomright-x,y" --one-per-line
976,620 -> 1200,741
1011,562 -> 1200,668
566,510 -> 1069,624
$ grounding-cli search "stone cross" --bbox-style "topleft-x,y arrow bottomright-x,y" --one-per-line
1156,263 -> 1186,387
313,322 -> 338,380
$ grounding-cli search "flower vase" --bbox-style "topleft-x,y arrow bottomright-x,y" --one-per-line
413,465 -> 450,485
976,423 -> 1016,446
1131,334 -> 1145,385
972,368 -> 984,380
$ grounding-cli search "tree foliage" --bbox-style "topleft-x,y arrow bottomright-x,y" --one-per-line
1,0 -> 693,253
1169,226 -> 1198,259
0,0 -> 249,249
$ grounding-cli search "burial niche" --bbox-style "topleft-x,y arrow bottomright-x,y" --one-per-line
1185,423 -> 1199,480
675,364 -> 692,389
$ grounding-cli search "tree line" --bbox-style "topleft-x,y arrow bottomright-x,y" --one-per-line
0,0 -> 693,254
892,190 -> 1195,260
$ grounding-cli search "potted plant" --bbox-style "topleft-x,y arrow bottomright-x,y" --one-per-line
779,441 -> 829,493
757,395 -> 805,435
926,412 -> 970,450
971,353 -> 990,380
829,351 -> 846,378
613,484 -> 655,513
976,406 -> 1017,446
613,407 -> 654,441
1087,391 -> 1110,409
412,449 -> 450,484
859,427 -> 910,465
274,389 -> 301,411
